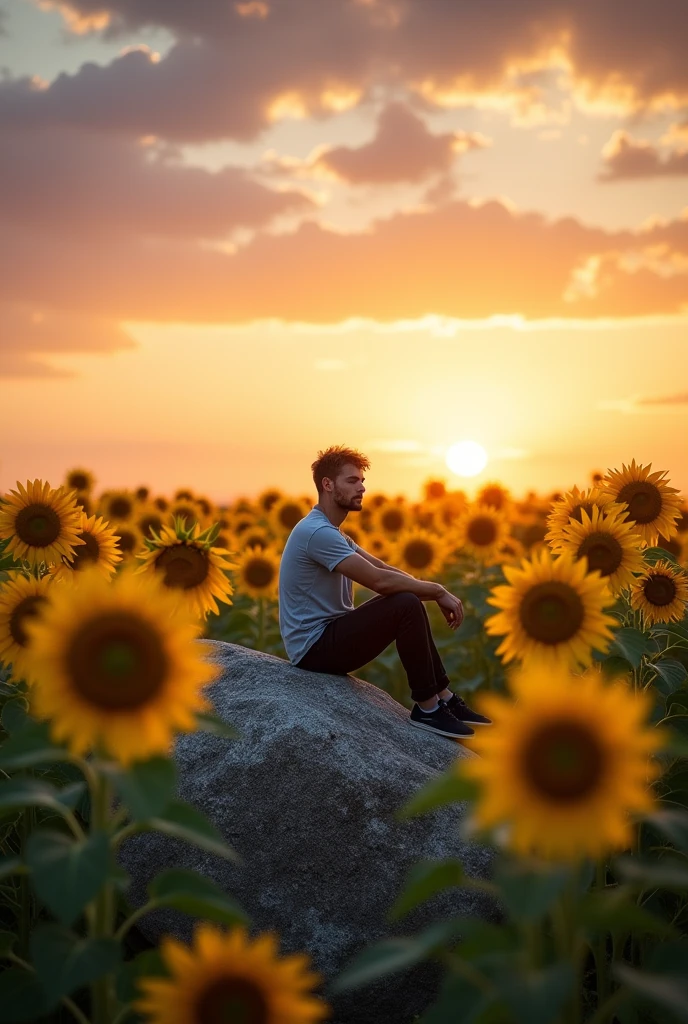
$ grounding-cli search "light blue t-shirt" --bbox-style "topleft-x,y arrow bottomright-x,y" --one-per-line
278,507 -> 360,664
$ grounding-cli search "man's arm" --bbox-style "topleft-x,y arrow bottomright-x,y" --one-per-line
355,546 -> 414,579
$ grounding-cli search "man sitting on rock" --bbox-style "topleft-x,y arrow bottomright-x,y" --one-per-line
278,444 -> 492,740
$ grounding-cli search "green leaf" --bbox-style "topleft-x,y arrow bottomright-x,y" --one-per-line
614,964 -> 688,1024
0,968 -> 47,1022
652,659 -> 688,697
493,962 -> 575,1024
147,868 -> 249,926
396,768 -> 479,820
30,923 -> 120,1009
0,856 -> 23,881
599,655 -> 634,681
0,931 -> 17,957
329,918 -> 467,994
654,622 -> 688,650
145,799 -> 240,862
495,860 -> 571,922
387,859 -> 467,921
1,698 -> 29,735
457,615 -> 482,640
643,808 -> 688,852
610,628 -> 652,669
194,711 -> 242,740
116,948 -> 168,1005
106,756 -> 178,821
0,777 -> 86,818
26,829 -> 110,926
421,972 -> 495,1024
577,890 -> 677,939
615,855 -> 688,891
644,546 -> 682,567
0,719 -> 69,771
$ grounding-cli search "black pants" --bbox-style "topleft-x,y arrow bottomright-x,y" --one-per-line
294,592 -> 450,703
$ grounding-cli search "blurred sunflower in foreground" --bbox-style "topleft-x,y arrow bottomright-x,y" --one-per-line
22,566 -> 219,764
485,547 -> 617,670
598,460 -> 682,547
135,923 -> 330,1024
630,559 -> 688,628
135,518 -> 237,620
0,479 -> 85,569
461,659 -> 664,861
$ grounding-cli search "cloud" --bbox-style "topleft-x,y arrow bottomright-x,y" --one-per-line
599,391 -> 688,413
2,197 -> 687,327
0,303 -> 136,378
9,1 -> 688,148
598,130 -> 688,180
311,102 -> 489,184
0,127 -> 313,241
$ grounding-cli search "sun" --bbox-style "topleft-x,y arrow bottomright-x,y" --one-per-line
445,440 -> 488,477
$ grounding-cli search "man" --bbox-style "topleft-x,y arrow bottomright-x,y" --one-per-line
278,445 -> 492,740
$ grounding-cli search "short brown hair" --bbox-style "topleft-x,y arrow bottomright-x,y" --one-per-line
311,445 -> 371,495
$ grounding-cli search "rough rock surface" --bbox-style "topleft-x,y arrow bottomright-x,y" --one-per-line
118,640 -> 494,1024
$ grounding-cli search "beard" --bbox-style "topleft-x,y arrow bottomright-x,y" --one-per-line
333,488 -> 361,512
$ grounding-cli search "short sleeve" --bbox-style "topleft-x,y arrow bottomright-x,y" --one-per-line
307,526 -> 356,572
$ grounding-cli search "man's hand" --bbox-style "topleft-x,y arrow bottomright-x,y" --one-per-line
436,589 -> 464,630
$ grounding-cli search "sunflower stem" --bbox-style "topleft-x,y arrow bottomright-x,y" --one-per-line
593,859 -> 610,1008
256,597 -> 265,652
90,768 -> 115,1024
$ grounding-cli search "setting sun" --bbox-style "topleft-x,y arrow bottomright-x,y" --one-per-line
445,440 -> 488,477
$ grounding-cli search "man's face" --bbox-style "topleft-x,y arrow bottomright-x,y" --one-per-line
326,464 -> 365,511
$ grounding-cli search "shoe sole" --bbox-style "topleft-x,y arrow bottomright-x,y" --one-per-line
409,719 -> 474,739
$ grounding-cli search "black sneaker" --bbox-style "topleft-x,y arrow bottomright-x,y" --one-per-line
409,699 -> 475,739
445,692 -> 492,726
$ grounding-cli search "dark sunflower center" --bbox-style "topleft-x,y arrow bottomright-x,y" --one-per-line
68,473 -> 89,490
194,976 -> 268,1024
381,509 -> 404,532
569,502 -> 594,524
522,523 -> 548,548
69,531 -> 100,569
522,719 -> 606,802
10,596 -> 49,647
519,581 -> 585,645
404,540 -> 434,569
467,516 -> 497,547
156,544 -> 209,589
139,515 -> 163,538
244,559 -> 275,588
481,488 -> 505,509
175,506 -> 197,525
116,530 -> 138,554
616,482 -> 662,525
65,613 -> 168,710
279,504 -> 303,529
644,573 -> 677,606
15,504 -> 62,548
262,491 -> 281,511
427,482 -> 445,499
109,497 -> 133,520
577,532 -> 623,577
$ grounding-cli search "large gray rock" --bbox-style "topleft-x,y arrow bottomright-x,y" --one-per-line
118,639 -> 494,1024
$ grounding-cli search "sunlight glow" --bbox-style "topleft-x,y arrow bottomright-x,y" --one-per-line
445,440 -> 488,477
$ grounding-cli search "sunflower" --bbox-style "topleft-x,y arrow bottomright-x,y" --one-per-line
51,512 -> 122,581
476,481 -> 511,511
372,501 -> 411,538
236,525 -> 270,551
423,479 -> 447,501
112,523 -> 146,562
485,547 -> 617,670
135,519 -> 236,620
453,503 -> 511,563
97,489 -> 139,524
340,522 -> 362,548
0,572 -> 54,680
169,501 -> 205,531
135,486 -> 150,502
0,480 -> 85,570
233,545 -> 281,601
390,528 -> 448,578
269,497 -> 310,536
136,506 -> 166,542
496,536 -> 525,566
630,559 -> 688,628
64,467 -> 95,493
557,506 -> 646,596
231,513 -> 257,537
411,501 -> 439,532
257,487 -> 283,513
513,517 -> 549,551
135,922 -> 329,1024
21,565 -> 218,764
461,659 -> 664,861
546,485 -> 627,553
598,460 -> 683,547
362,533 -> 392,562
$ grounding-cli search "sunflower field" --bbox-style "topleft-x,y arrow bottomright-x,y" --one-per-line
0,461 -> 688,1023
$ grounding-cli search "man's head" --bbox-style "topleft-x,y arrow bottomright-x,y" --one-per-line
311,445 -> 370,513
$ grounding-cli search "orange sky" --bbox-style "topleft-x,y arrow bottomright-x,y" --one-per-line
2,0 -> 687,504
